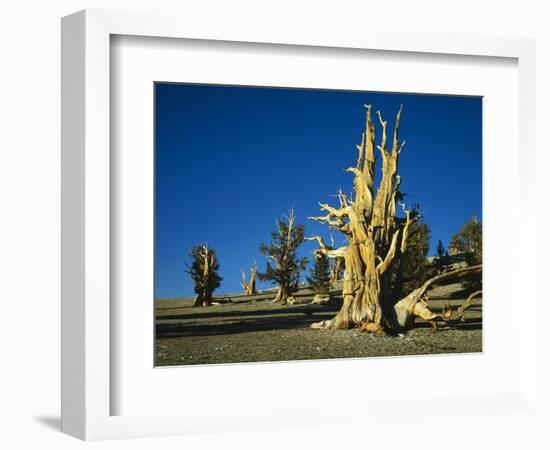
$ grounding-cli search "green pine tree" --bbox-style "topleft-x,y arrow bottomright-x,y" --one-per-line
437,240 -> 445,259
391,216 -> 432,298
307,253 -> 331,298
185,244 -> 222,307
450,215 -> 482,291
435,239 -> 450,273
450,215 -> 482,265
258,209 -> 308,304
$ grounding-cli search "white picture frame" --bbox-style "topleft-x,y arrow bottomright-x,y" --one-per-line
61,9 -> 538,441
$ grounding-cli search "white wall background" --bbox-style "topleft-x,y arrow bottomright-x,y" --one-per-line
0,1 -> 547,449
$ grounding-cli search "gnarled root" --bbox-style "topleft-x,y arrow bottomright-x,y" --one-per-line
393,265 -> 481,330
311,319 -> 333,330
310,299 -> 357,330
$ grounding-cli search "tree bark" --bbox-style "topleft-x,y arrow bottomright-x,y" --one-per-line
329,257 -> 343,285
309,105 -> 482,332
309,105 -> 407,332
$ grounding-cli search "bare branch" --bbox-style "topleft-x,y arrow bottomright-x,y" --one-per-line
305,235 -> 347,259
391,104 -> 403,155
376,110 -> 388,151
399,202 -> 412,253
377,230 -> 400,274
393,265 -> 482,329
241,269 -> 248,291
305,235 -> 330,249
418,265 -> 482,298
456,290 -> 482,321
308,214 -> 344,228
282,208 -> 295,244
337,188 -> 349,208
398,140 -> 406,154
318,202 -> 349,218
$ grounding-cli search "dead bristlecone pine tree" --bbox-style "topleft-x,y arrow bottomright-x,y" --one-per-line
241,262 -> 258,295
258,209 -> 308,305
308,104 -> 481,333
185,244 -> 222,307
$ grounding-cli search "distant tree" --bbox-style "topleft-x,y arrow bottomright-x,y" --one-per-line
240,262 -> 258,295
450,216 -> 482,291
329,257 -> 344,285
450,216 -> 482,265
437,240 -> 445,259
307,253 -> 331,300
185,244 -> 222,307
435,239 -> 450,273
258,209 -> 308,304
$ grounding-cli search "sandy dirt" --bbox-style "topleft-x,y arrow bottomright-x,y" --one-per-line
155,283 -> 482,367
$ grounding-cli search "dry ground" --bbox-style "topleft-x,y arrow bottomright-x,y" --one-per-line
155,283 -> 482,366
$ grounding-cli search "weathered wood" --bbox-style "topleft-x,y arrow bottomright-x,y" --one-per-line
309,105 -> 408,331
241,262 -> 258,295
456,289 -> 483,321
309,104 -> 482,332
392,265 -> 481,329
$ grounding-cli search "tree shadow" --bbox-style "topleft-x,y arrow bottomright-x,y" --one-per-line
156,309 -> 338,339
156,303 -> 341,322
413,317 -> 482,332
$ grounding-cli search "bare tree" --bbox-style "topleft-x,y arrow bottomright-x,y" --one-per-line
308,104 -> 482,333
241,262 -> 258,295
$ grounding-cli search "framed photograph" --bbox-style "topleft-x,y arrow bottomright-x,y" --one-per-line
153,82 -> 483,367
62,9 -> 537,441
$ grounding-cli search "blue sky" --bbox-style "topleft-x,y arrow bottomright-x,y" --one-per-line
155,83 -> 482,299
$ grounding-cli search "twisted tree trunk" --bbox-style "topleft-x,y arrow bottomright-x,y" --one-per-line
308,106 -> 407,332
308,105 -> 482,332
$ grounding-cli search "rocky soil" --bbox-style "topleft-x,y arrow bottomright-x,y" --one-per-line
155,283 -> 482,367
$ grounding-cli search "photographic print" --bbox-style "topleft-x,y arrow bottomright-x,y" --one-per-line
154,84 -> 482,367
